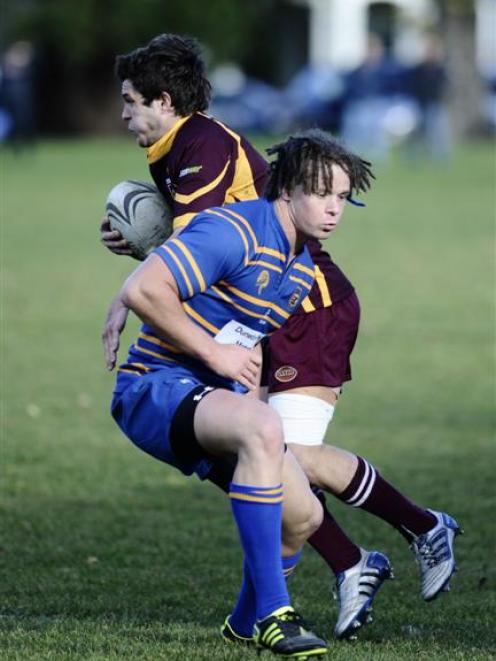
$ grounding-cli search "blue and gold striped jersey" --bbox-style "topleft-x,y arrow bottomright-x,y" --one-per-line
146,112 -> 354,313
119,199 -> 315,385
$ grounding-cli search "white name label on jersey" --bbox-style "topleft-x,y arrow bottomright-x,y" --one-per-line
214,320 -> 265,349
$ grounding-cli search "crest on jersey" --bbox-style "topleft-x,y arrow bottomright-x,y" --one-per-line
288,286 -> 303,309
256,270 -> 270,295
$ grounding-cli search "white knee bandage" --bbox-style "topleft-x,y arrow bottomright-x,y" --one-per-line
268,394 -> 334,445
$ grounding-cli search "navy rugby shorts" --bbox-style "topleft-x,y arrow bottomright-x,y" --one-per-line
111,368 -> 217,478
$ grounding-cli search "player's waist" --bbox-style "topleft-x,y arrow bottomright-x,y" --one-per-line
114,354 -> 241,394
117,317 -> 268,388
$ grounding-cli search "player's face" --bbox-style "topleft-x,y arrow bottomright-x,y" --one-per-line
121,80 -> 170,148
287,164 -> 351,241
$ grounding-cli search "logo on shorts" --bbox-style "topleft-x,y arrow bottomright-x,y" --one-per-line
193,386 -> 214,402
288,286 -> 303,309
274,366 -> 298,383
256,270 -> 270,294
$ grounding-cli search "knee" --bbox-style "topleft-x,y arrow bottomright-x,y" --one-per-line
283,492 -> 323,548
307,492 -> 324,536
247,411 -> 285,459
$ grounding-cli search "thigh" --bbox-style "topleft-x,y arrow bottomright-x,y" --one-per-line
111,370 -> 207,473
193,388 -> 282,456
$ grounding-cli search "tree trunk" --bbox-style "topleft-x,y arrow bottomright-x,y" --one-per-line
439,1 -> 484,136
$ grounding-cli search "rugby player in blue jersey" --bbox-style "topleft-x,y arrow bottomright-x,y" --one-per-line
102,34 -> 461,643
109,129 -> 375,657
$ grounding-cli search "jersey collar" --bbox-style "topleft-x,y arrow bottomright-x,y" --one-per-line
147,114 -> 193,164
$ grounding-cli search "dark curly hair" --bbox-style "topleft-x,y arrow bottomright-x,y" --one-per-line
115,33 -> 211,115
265,129 -> 374,202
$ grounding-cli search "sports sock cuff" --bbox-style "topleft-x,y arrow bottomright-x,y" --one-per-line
282,549 -> 302,579
338,456 -> 377,507
229,483 -> 283,504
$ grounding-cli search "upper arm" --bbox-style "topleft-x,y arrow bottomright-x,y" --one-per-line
153,215 -> 245,299
121,253 -> 179,306
171,134 -> 235,229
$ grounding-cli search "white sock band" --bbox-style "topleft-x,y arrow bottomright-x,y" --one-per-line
268,393 -> 334,445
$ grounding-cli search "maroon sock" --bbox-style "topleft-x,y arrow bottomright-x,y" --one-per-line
308,491 -> 362,575
338,456 -> 437,542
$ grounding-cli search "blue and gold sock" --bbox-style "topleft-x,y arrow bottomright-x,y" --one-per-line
282,549 -> 302,580
229,549 -> 303,636
229,482 -> 289,621
228,560 -> 256,637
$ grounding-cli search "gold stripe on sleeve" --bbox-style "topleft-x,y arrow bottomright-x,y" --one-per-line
293,262 -> 315,278
289,275 -> 313,291
205,209 -> 250,263
222,208 -> 286,262
170,239 -> 207,292
162,245 -> 194,298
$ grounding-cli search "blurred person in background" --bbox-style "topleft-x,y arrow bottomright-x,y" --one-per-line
0,40 -> 37,151
100,32 -> 462,643
406,34 -> 452,162
341,33 -> 402,162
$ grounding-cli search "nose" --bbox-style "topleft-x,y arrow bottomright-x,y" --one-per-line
326,197 -> 340,215
122,106 -> 130,121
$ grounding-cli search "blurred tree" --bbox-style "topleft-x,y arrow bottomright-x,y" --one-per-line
1,0 -> 486,136
435,0 -> 484,135
2,0 -> 279,133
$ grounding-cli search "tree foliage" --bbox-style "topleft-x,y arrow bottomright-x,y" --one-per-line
5,0 -> 277,67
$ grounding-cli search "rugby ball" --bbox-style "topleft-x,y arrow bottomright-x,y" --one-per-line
106,180 -> 173,260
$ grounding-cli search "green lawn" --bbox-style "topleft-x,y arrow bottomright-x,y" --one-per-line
1,138 -> 495,660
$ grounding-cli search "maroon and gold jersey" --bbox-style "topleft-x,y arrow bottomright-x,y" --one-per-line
145,112 -> 354,314
147,112 -> 268,230
298,240 -> 354,314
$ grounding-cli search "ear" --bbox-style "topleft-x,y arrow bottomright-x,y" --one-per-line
280,188 -> 291,202
159,91 -> 174,113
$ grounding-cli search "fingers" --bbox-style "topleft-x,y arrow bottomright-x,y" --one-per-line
102,326 -> 119,371
100,216 -> 111,231
101,236 -> 134,255
100,216 -> 134,255
239,357 -> 260,390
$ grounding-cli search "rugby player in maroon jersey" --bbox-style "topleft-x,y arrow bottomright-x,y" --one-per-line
100,33 -> 461,641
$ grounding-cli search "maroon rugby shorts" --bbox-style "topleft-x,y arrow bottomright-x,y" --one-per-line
264,290 -> 360,393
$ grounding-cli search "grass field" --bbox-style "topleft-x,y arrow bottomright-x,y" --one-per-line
1,138 -> 495,660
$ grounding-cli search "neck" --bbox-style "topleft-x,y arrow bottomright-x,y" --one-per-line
273,198 -> 305,257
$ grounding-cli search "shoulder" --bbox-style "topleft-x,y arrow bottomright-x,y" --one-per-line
177,113 -> 234,150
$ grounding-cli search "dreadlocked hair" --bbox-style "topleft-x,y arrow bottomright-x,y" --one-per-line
264,128 -> 374,201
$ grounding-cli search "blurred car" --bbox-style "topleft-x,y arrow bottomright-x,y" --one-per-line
210,63 -> 292,134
